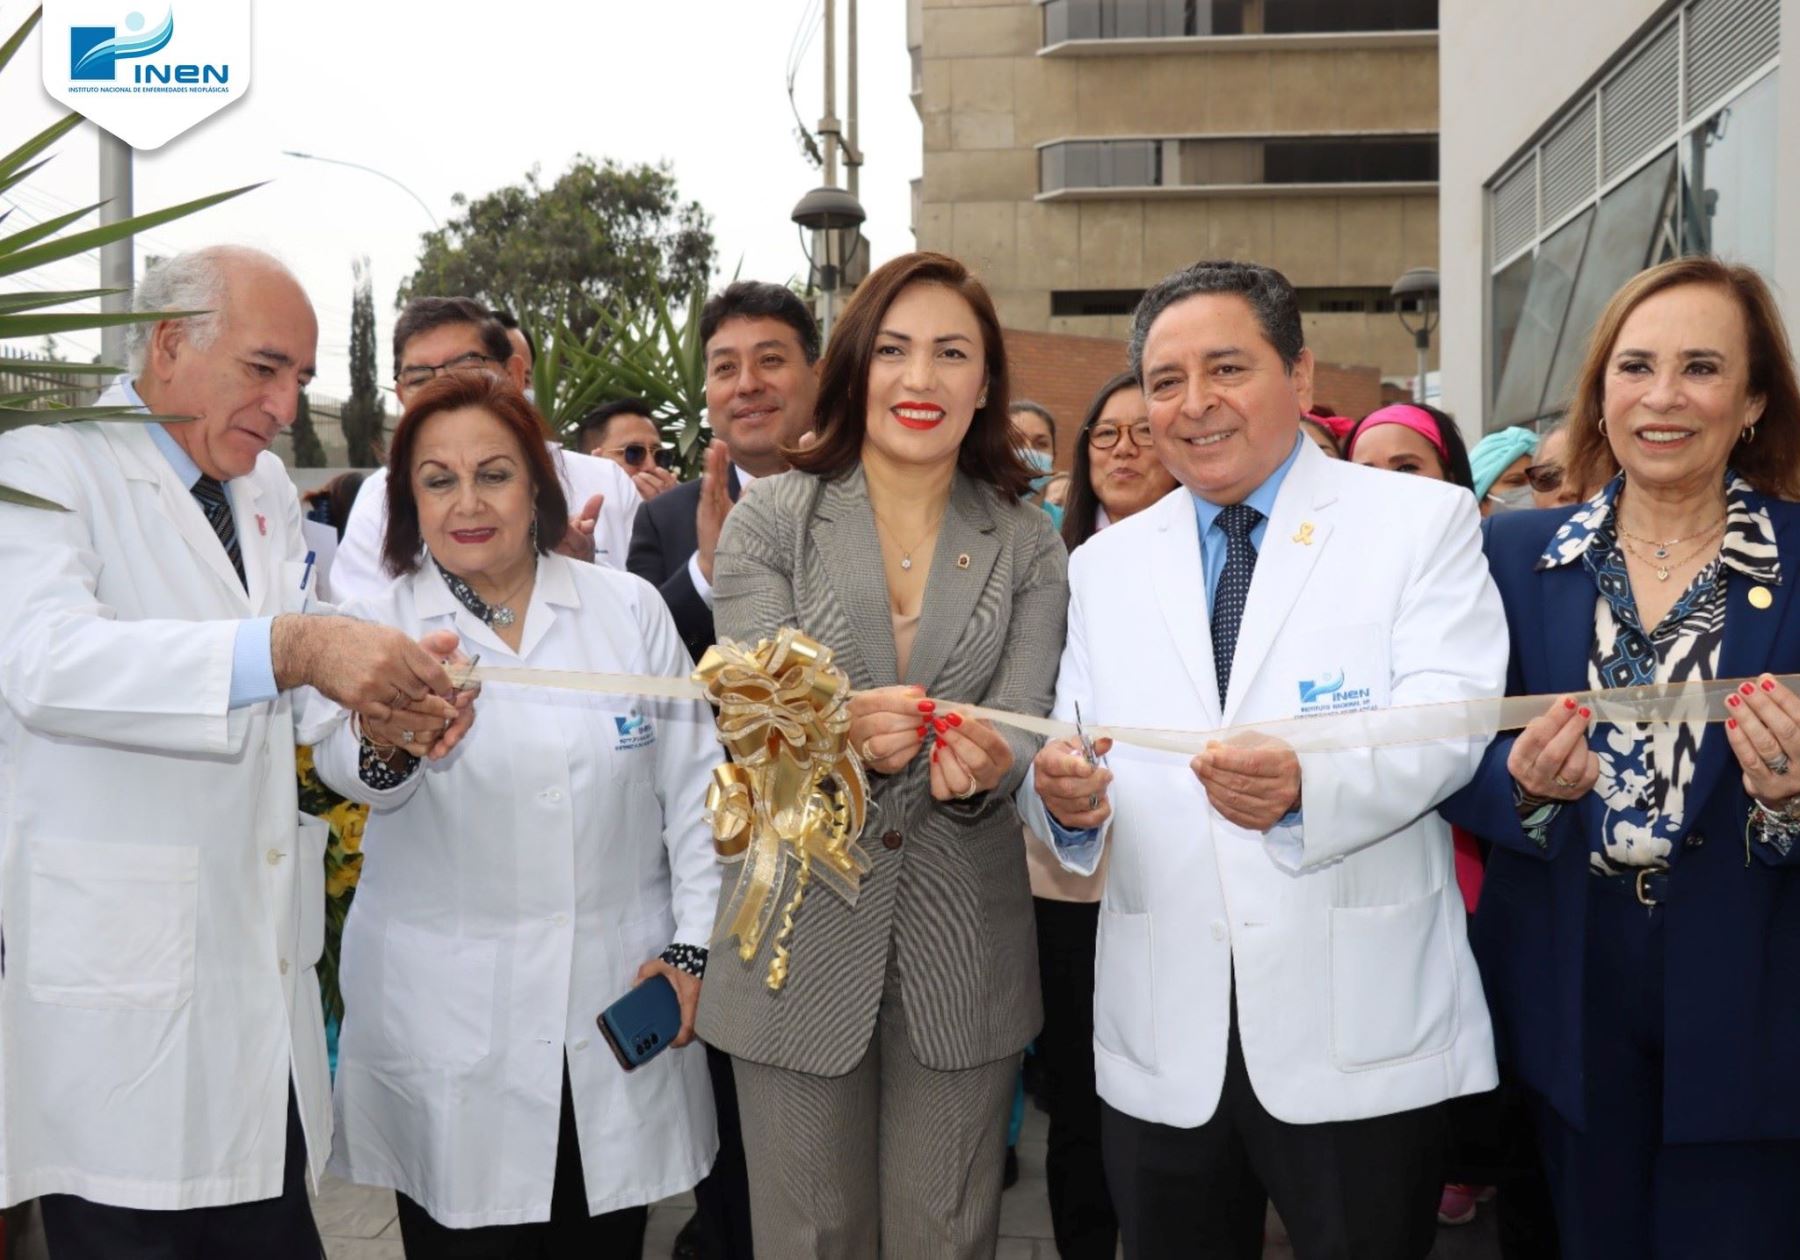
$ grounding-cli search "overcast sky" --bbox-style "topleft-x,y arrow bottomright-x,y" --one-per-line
0,0 -> 921,398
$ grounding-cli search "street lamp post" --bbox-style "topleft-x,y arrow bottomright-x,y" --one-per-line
281,151 -> 441,230
1391,266 -> 1440,405
792,185 -> 866,343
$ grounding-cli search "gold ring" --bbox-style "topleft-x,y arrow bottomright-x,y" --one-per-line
859,738 -> 878,763
1552,774 -> 1577,790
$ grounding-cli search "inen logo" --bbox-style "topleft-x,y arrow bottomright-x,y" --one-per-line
70,10 -> 222,83
1298,669 -> 1346,705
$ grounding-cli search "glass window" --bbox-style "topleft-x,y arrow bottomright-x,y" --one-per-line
1044,0 -> 1436,43
1490,251 -> 1534,392
1491,210 -> 1593,426
1543,150 -> 1678,412
1681,70 -> 1777,276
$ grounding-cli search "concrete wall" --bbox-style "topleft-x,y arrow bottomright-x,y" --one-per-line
1437,0 -> 1800,430
916,0 -> 1440,379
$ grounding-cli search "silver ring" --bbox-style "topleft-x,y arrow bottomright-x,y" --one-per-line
859,738 -> 878,763
1766,753 -> 1792,776
401,729 -> 415,744
956,781 -> 979,800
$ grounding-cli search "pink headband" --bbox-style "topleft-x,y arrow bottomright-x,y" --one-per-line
1350,404 -> 1448,460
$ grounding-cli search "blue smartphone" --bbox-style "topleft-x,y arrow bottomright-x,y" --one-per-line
597,974 -> 682,1071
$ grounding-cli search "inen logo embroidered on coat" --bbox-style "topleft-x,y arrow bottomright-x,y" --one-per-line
613,710 -> 655,750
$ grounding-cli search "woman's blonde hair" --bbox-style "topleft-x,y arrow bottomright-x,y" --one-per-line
1561,257 -> 1800,500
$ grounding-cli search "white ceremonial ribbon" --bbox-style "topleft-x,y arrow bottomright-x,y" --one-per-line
463,665 -> 1789,756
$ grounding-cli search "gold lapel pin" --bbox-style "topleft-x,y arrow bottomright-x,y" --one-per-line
1750,586 -> 1774,610
1292,522 -> 1315,546
956,553 -> 971,569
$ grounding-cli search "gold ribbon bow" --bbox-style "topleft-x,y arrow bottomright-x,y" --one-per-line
693,629 -> 871,991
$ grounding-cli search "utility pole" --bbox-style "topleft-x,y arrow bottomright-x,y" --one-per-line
846,0 -> 862,201
97,129 -> 133,372
820,0 -> 840,186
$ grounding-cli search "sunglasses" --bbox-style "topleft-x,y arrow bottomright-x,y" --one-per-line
605,442 -> 674,471
1525,463 -> 1564,493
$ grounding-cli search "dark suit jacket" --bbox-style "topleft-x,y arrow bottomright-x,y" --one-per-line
1440,492 -> 1800,1145
626,465 -> 739,663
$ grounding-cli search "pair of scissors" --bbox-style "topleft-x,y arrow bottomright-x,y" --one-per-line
1073,700 -> 1105,810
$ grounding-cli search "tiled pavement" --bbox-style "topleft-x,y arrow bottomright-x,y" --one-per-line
318,1102 -> 1502,1259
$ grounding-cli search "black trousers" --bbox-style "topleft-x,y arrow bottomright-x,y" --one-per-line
395,1062 -> 647,1259
1102,997 -> 1445,1260
1033,897 -> 1118,1260
39,1085 -> 322,1260
1529,877 -> 1800,1259
686,1043 -> 756,1258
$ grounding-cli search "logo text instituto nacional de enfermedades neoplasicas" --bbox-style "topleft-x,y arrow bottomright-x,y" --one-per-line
43,1 -> 250,150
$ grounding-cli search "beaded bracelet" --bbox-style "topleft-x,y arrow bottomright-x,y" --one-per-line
659,943 -> 708,978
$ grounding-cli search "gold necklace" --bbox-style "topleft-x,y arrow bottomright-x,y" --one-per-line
1616,511 -> 1725,560
1620,521 -> 1723,582
871,503 -> 946,572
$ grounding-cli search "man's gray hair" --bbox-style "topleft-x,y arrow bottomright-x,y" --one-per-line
126,245 -> 295,375
1126,260 -> 1305,381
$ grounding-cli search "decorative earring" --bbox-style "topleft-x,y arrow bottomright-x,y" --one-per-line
1742,423 -> 1758,444
977,393 -> 988,408
1597,417 -> 1608,436
529,515 -> 541,550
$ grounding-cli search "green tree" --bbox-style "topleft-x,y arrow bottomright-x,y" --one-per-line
289,388 -> 325,467
340,257 -> 385,468
397,156 -> 714,343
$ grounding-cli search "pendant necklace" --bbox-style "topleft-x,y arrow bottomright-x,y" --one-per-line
1620,521 -> 1723,582
872,503 -> 946,572
1617,514 -> 1725,562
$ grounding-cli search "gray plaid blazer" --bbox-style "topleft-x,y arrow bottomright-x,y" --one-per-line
693,464 -> 1069,1075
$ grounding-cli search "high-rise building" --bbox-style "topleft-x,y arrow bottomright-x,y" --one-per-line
1440,0 -> 1793,433
906,0 -> 1442,382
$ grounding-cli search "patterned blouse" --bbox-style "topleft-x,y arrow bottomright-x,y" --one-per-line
1528,471 -> 1781,872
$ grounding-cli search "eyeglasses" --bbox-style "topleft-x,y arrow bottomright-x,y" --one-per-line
396,352 -> 501,390
1525,462 -> 1564,493
1088,421 -> 1153,451
603,442 -> 674,471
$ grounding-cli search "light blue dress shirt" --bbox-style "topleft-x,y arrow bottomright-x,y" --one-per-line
128,378 -> 279,709
1048,434 -> 1306,851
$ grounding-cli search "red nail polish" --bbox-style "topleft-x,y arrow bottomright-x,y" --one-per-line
932,747 -> 940,764
1728,695 -> 1741,708
1763,680 -> 1776,691
917,725 -> 927,738
1742,683 -> 1755,696
1579,707 -> 1591,719
917,700 -> 935,713
933,718 -> 948,734
1729,718 -> 1739,730
947,713 -> 963,727
1564,697 -> 1577,710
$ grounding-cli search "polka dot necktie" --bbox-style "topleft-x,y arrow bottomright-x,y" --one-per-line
191,474 -> 247,590
1211,503 -> 1262,706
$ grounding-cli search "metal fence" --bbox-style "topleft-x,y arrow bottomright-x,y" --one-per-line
0,348 -> 105,408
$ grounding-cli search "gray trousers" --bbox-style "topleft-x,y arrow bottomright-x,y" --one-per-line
732,956 -> 1020,1259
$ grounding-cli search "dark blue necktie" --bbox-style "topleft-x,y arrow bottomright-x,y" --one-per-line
191,474 -> 246,590
1211,503 -> 1262,705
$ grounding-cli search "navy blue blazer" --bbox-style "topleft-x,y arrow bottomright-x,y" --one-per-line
1441,491 -> 1800,1145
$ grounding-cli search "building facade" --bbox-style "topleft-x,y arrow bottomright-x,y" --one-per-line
906,0 -> 1443,381
1440,0 -> 1795,433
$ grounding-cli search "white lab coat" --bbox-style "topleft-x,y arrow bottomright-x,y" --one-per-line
313,552 -> 722,1226
0,394 -> 330,1210
329,445 -> 641,603
1020,441 -> 1506,1129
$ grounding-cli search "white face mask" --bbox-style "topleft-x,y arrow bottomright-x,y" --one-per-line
523,386 -> 536,405
1486,484 -> 1534,513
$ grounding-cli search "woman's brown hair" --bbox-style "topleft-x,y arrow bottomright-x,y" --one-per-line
381,371 -> 570,578
1562,257 -> 1800,500
785,251 -> 1035,498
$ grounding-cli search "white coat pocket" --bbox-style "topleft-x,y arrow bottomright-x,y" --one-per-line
378,921 -> 497,1072
27,840 -> 198,1010
1093,908 -> 1157,1072
296,813 -> 329,969
1328,888 -> 1458,1070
